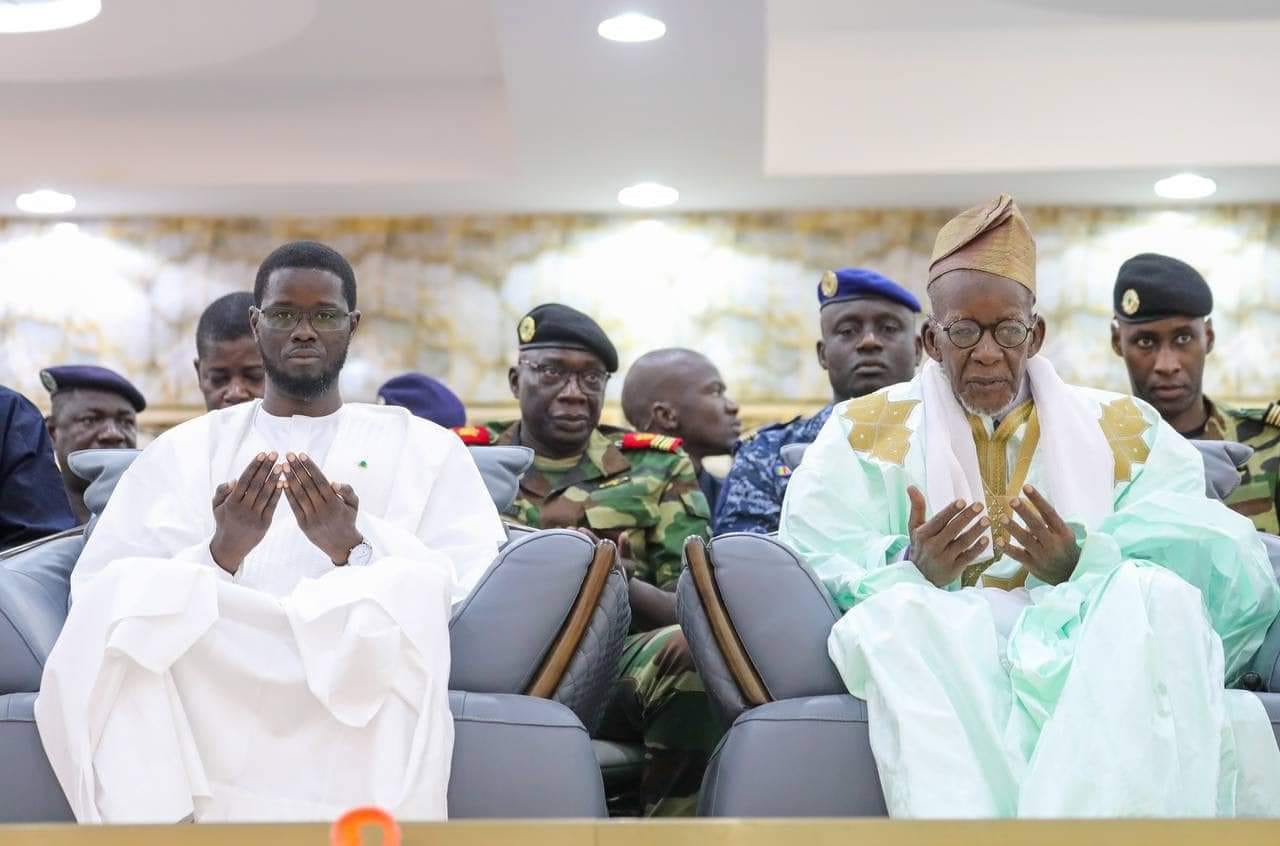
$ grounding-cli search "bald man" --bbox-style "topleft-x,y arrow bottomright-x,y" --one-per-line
621,349 -> 741,512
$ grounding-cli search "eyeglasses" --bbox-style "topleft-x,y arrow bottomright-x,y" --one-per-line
519,359 -> 610,394
933,317 -> 1035,350
254,307 -> 351,333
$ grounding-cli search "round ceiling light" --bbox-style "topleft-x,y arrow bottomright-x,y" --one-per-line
1154,172 -> 1217,200
597,12 -> 666,43
618,182 -> 678,208
0,0 -> 101,34
16,188 -> 76,214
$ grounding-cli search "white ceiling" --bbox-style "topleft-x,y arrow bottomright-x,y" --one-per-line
0,0 -> 1277,215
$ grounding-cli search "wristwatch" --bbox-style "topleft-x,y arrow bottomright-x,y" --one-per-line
343,539 -> 373,567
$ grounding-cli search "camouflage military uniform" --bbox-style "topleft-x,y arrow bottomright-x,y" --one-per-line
1201,398 -> 1280,534
462,420 -> 719,812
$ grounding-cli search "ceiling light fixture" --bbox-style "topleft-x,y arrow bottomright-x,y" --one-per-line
0,0 -> 101,34
597,12 -> 666,43
618,182 -> 678,208
1154,172 -> 1216,200
16,188 -> 76,214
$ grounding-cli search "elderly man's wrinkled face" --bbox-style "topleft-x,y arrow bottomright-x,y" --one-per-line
923,270 -> 1045,417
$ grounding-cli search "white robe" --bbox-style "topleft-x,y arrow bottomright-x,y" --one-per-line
35,401 -> 506,822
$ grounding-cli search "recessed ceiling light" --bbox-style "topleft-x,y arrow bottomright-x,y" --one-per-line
16,189 -> 76,214
0,0 -> 101,34
618,182 -> 678,208
598,12 -> 666,43
1154,172 -> 1216,200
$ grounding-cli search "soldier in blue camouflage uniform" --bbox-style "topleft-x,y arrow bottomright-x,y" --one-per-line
714,268 -> 922,534
1111,253 -> 1280,532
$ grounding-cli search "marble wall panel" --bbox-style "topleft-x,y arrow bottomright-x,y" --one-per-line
1,206 -> 1278,415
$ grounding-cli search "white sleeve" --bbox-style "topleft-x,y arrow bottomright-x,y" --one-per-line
354,432 -> 505,605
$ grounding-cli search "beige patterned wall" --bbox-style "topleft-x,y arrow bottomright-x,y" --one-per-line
2,206 -> 1278,421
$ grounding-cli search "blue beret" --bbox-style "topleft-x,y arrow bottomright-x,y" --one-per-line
40,365 -> 146,412
377,373 -> 466,429
817,268 -> 921,313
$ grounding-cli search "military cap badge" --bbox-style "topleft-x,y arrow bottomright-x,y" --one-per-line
1121,288 -> 1140,316
820,270 -> 838,298
518,315 -> 537,343
40,370 -> 58,392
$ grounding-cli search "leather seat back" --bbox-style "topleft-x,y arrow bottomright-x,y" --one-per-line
679,533 -> 844,726
779,442 -> 809,472
0,536 -> 83,695
449,531 -> 627,728
1191,439 -> 1251,501
467,446 -> 535,514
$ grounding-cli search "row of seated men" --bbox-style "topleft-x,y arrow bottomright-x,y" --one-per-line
2,197 -> 1280,820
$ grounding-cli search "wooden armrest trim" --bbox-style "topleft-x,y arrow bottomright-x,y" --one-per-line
525,539 -> 616,699
684,536 -> 770,706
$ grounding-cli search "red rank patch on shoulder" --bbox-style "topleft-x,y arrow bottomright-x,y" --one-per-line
453,426 -> 492,445
622,432 -> 683,452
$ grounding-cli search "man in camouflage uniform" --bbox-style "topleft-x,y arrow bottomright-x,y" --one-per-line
455,303 -> 715,814
1112,252 -> 1280,532
714,268 -> 922,534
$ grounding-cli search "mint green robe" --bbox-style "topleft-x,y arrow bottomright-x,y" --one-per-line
779,375 -> 1280,817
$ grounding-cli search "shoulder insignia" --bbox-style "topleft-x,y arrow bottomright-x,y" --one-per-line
452,425 -> 492,445
1098,397 -> 1151,484
1223,402 -> 1280,429
1266,402 -> 1280,429
841,392 -> 918,466
621,432 -> 683,452
775,464 -> 792,477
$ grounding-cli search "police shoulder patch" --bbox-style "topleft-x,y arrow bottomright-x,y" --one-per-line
452,425 -> 493,445
620,432 -> 683,452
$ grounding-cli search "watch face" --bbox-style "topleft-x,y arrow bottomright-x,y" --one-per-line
348,541 -> 373,566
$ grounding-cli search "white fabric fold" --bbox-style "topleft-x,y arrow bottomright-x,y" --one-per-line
920,356 -> 1112,552
38,401 -> 505,822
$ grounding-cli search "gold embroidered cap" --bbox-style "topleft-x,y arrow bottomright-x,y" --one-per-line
928,193 -> 1036,293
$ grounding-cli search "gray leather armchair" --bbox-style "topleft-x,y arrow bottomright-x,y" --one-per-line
684,440 -> 1280,816
677,532 -> 885,816
679,528 -> 1280,817
1,446 -> 628,822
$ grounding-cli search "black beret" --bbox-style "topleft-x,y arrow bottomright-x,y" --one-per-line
40,365 -> 147,412
517,303 -> 618,373
1113,253 -> 1212,323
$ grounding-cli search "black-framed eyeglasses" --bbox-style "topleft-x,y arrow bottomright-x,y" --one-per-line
519,359 -> 610,393
933,317 -> 1035,349
253,306 -> 351,333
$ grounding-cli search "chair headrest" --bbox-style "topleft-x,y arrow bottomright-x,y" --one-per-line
68,449 -> 142,516
468,445 -> 535,513
1190,439 -> 1253,501
779,442 -> 809,472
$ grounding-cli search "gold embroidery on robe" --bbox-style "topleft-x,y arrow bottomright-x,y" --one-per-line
960,401 -> 1039,589
1099,397 -> 1151,484
843,393 -> 919,467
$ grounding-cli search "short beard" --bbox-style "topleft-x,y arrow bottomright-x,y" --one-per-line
957,390 -> 1019,420
264,348 -> 347,401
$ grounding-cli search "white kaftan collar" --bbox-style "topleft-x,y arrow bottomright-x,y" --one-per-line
920,356 -> 1112,540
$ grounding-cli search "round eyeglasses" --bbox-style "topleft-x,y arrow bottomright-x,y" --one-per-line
519,359 -> 610,394
254,307 -> 351,333
934,317 -> 1035,350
